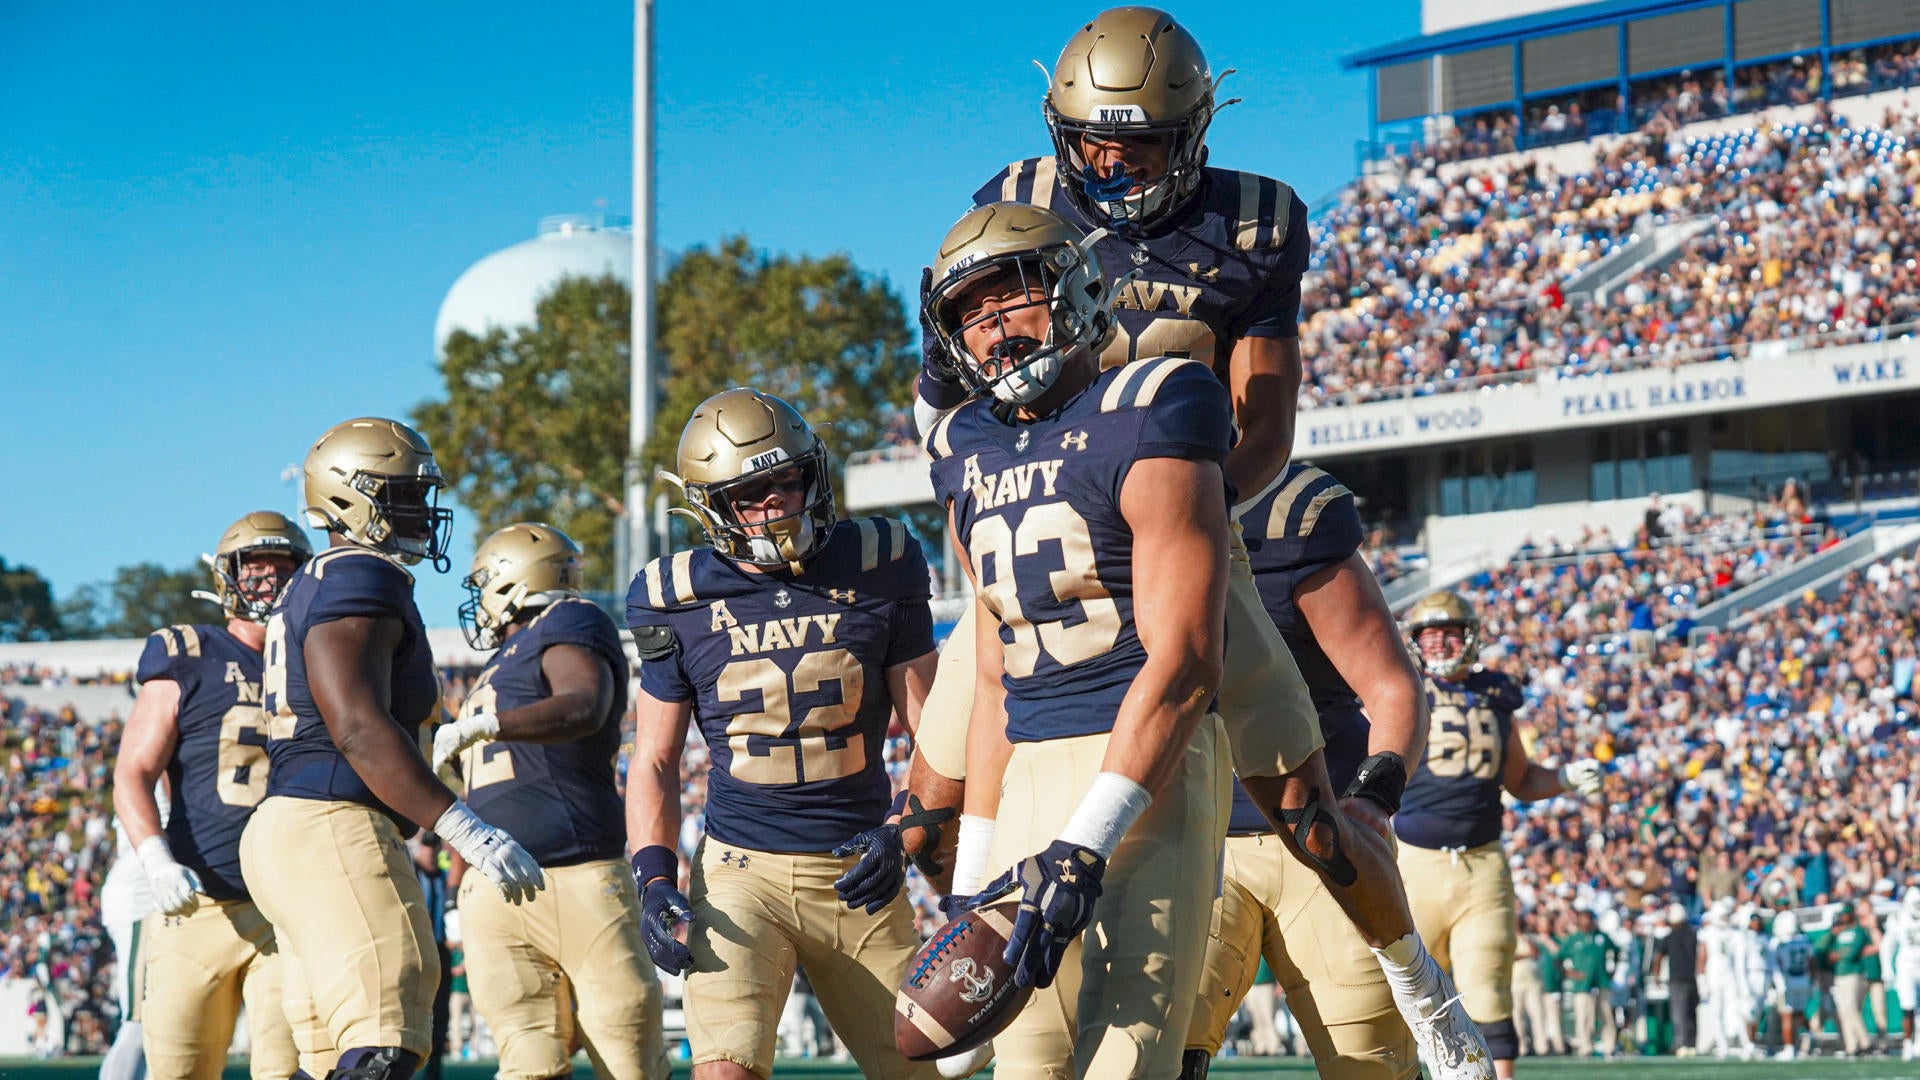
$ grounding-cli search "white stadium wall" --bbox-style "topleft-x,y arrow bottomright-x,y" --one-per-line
1422,0 -> 1595,35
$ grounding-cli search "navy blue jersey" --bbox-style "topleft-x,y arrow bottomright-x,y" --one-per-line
973,160 -> 1309,370
458,598 -> 629,867
628,518 -> 935,854
263,547 -> 440,828
1226,464 -> 1371,835
927,357 -> 1233,743
1395,671 -> 1521,851
135,624 -> 269,901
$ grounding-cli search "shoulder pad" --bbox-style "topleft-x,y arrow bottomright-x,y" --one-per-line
982,157 -> 1062,212
1468,669 -> 1524,712
631,624 -> 678,662
1264,465 -> 1357,542
160,625 -> 205,659
923,402 -> 969,461
632,551 -> 704,612
1219,170 -> 1297,253
848,517 -> 919,575
1098,356 -> 1212,413
307,546 -> 413,586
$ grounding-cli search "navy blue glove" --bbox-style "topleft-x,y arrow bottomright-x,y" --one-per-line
832,823 -> 906,914
979,840 -> 1107,990
919,265 -> 969,403
639,879 -> 695,976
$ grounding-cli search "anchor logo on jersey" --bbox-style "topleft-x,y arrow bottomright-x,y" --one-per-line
949,957 -> 995,1003
1015,429 -> 1030,453
1129,246 -> 1150,267
774,589 -> 792,609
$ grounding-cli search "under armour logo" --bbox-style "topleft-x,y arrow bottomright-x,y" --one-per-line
1014,429 -> 1030,452
948,957 -> 995,1003
719,850 -> 750,869
773,589 -> 791,609
1056,858 -> 1079,883
827,588 -> 857,603
1060,431 -> 1088,451
1187,262 -> 1221,283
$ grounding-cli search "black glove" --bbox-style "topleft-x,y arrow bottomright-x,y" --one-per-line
639,879 -> 695,976
832,823 -> 906,914
919,265 -> 968,403
977,840 -> 1107,990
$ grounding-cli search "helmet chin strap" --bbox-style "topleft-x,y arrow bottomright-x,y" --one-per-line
748,517 -> 815,575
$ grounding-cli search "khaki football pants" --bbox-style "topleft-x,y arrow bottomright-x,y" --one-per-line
241,797 -> 439,1063
1398,841 -> 1517,1026
459,858 -> 669,1080
989,717 -> 1228,1079
683,841 -> 937,1079
1187,833 -> 1419,1078
140,896 -> 298,1080
916,525 -> 1321,783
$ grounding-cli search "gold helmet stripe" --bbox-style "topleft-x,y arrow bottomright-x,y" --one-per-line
670,549 -> 698,606
887,519 -> 909,563
856,518 -> 881,572
643,557 -> 667,610
1264,467 -> 1327,539
1099,357 -> 1154,412
1132,357 -> 1203,407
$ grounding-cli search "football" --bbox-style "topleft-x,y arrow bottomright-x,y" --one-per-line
894,898 -> 1031,1061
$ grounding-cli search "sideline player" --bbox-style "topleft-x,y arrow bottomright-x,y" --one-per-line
1764,911 -> 1813,1058
114,512 -> 308,1080
429,524 -> 669,1080
1885,886 -> 1920,1059
242,417 -> 545,1080
1396,591 -> 1604,1078
625,389 -> 942,1080
910,11 -> 1485,1073
100,808 -> 161,1080
1182,463 -> 1425,1080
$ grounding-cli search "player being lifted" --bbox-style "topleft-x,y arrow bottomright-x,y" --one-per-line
625,389 -> 944,1080
429,524 -> 669,1080
113,511 -> 307,1080
243,418 -> 546,1080
923,200 -> 1234,1080
1183,465 -> 1426,1080
910,9 -> 1490,1077
1396,592 -> 1605,1079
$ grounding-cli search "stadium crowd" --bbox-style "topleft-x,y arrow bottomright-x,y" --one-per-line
1301,96 -> 1920,406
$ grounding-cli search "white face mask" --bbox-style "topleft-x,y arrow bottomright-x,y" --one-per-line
745,516 -> 815,568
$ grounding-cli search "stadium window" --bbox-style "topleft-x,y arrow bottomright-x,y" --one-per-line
1628,67 -> 1731,128
1439,441 -> 1535,515
1592,423 -> 1691,502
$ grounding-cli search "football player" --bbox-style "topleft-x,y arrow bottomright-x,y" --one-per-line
113,511 -> 308,1080
1397,591 -> 1604,1078
1182,464 -> 1425,1080
624,389 -> 942,1080
1764,911 -> 1812,1058
1886,886 -> 1920,1060
910,11 -> 1487,1074
99,809 -> 160,1080
428,524 -> 669,1080
241,417 -> 545,1080
920,199 -> 1235,1080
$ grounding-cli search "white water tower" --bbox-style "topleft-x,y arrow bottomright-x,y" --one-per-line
435,214 -> 632,354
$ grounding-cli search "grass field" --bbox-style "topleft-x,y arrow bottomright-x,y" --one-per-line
5,1058 -> 1920,1079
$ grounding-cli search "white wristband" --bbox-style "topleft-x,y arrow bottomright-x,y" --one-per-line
135,834 -> 178,875
951,815 -> 997,895
1057,772 -> 1152,859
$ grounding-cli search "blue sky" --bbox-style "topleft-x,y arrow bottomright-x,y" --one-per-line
0,0 -> 1418,626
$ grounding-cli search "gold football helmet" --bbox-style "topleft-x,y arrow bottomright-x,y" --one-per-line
192,511 -> 313,623
459,523 -> 585,649
1404,590 -> 1481,681
303,417 -> 453,569
922,202 -> 1118,406
1044,6 -> 1230,229
662,389 -> 835,574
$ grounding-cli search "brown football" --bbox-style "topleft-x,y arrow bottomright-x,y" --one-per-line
894,898 -> 1031,1061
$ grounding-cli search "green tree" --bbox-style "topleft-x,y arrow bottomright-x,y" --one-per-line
416,274 -> 633,590
0,558 -> 61,641
415,242 -> 919,590
98,563 -> 213,638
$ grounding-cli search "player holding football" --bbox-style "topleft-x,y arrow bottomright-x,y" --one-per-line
625,389 -> 942,1080
243,417 -> 546,1080
430,524 -> 669,1080
113,511 -> 307,1080
1396,592 -> 1605,1078
910,10 -> 1487,1076
923,199 -> 1234,1079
